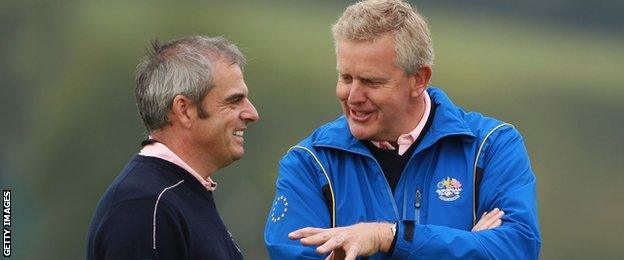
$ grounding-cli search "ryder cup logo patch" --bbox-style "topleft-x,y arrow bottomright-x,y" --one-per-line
270,195 -> 288,222
436,177 -> 462,202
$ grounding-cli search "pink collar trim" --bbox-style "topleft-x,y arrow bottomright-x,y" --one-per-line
372,90 -> 432,155
139,141 -> 217,191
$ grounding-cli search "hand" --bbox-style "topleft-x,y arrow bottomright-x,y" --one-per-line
288,222 -> 395,260
325,249 -> 346,260
472,207 -> 505,232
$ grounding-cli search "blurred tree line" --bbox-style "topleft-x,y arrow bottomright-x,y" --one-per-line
1,0 -> 623,259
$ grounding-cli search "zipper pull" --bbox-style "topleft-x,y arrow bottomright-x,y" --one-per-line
415,189 -> 421,208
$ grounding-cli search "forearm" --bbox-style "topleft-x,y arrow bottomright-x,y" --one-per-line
392,221 -> 540,259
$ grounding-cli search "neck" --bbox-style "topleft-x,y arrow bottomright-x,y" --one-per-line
150,130 -> 219,179
388,93 -> 426,140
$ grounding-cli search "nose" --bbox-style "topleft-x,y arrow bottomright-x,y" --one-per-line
241,99 -> 259,122
347,81 -> 366,105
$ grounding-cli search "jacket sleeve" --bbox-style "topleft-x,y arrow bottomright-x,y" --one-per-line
92,199 -> 187,260
392,127 -> 541,259
264,148 -> 331,259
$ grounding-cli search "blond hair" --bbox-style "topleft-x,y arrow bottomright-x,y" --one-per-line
331,0 -> 434,74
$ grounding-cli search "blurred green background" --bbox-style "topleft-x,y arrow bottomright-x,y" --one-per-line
2,0 -> 623,259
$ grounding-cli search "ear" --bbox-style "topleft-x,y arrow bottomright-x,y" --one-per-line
170,94 -> 195,128
410,65 -> 432,98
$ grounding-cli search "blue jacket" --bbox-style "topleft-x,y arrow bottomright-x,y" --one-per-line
264,88 -> 541,259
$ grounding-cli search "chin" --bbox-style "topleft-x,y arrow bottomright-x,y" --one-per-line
220,153 -> 243,169
231,149 -> 245,161
348,124 -> 373,141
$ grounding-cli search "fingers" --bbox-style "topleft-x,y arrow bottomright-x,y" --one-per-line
325,251 -> 334,260
475,208 -> 502,230
333,249 -> 346,260
289,227 -> 328,239
490,219 -> 502,229
299,232 -> 333,246
472,208 -> 505,232
326,249 -> 345,260
344,245 -> 359,260
480,208 -> 504,230
316,235 -> 346,254
471,213 -> 486,232
291,223 -> 381,258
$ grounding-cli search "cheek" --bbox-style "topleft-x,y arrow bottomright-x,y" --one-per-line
336,83 -> 349,101
368,92 -> 398,112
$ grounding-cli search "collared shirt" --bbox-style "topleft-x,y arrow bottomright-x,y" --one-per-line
140,141 -> 217,191
265,87 -> 540,259
372,90 -> 432,155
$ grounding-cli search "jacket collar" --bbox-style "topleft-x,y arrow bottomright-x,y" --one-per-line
312,87 -> 475,155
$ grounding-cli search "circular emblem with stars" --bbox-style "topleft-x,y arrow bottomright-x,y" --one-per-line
436,177 -> 462,202
270,195 -> 288,222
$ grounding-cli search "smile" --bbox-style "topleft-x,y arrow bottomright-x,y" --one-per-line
349,109 -> 373,122
233,130 -> 244,137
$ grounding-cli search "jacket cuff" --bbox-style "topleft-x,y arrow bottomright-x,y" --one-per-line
391,220 -> 415,258
386,222 -> 398,255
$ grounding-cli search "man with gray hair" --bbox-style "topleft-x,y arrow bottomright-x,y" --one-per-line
265,0 -> 540,259
87,35 -> 258,259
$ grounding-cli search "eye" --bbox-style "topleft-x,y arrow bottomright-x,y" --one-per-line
363,78 -> 382,86
225,94 -> 244,104
231,96 -> 243,103
339,74 -> 352,83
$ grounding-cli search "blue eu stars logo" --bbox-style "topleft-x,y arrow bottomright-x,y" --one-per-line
270,195 -> 288,222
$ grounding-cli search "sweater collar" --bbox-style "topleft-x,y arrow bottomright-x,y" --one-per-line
140,140 -> 217,191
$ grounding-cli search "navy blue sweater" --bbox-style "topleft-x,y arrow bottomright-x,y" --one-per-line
87,155 -> 243,260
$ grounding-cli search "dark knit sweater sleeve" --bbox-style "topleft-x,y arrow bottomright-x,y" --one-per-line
91,199 -> 187,260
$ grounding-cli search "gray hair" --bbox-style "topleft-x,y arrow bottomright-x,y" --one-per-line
331,0 -> 434,74
135,35 -> 246,132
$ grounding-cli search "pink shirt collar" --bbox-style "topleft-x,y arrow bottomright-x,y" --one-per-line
139,141 -> 217,191
372,90 -> 432,156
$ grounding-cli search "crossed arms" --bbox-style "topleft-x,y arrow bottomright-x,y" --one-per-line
265,127 -> 541,259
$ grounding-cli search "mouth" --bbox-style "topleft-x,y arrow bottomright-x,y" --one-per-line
349,108 -> 373,122
233,130 -> 245,138
232,128 -> 247,143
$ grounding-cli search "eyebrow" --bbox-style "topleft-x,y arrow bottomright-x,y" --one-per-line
362,76 -> 387,82
224,93 -> 245,103
337,70 -> 386,80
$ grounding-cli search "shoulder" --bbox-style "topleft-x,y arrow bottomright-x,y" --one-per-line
457,108 -> 526,165
125,157 -> 186,194
284,116 -> 348,156
454,111 -> 529,173
427,87 -> 519,142
277,117 -> 350,181
302,116 -> 350,145
460,110 -> 516,140
428,87 -> 525,162
90,173 -> 186,237
97,156 -> 190,213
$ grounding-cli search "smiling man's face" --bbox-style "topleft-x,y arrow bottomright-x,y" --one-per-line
191,60 -> 259,167
335,34 -> 424,142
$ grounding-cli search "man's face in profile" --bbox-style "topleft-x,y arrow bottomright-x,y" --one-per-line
335,34 -> 419,142
189,61 -> 259,167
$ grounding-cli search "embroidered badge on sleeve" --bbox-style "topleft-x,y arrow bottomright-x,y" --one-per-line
270,195 -> 288,222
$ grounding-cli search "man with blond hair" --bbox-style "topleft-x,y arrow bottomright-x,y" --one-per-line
264,0 -> 540,259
